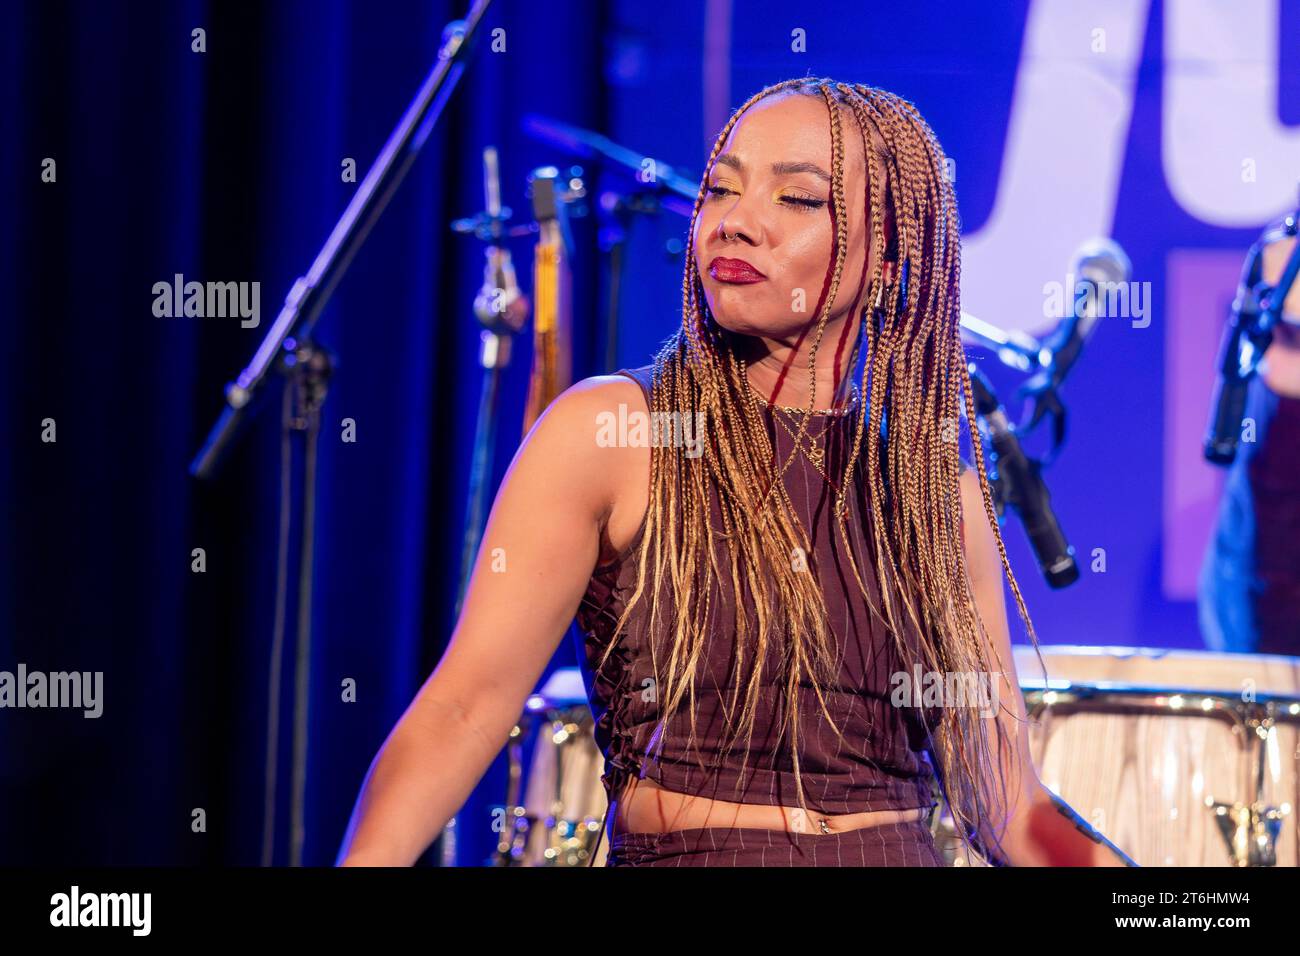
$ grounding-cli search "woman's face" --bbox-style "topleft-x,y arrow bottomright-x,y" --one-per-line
693,93 -> 878,343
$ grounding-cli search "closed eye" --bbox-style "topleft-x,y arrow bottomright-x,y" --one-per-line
705,184 -> 827,212
780,195 -> 826,211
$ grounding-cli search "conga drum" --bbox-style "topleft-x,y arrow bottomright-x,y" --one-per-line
1011,645 -> 1300,867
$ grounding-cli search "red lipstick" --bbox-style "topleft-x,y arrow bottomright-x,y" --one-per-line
708,256 -> 766,284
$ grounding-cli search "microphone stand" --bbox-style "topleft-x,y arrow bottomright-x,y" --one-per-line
599,193 -> 634,373
437,154 -> 530,868
968,363 -> 1080,589
187,1 -> 495,867
519,114 -> 702,373
1204,204 -> 1300,464
450,147 -> 530,618
598,190 -> 667,372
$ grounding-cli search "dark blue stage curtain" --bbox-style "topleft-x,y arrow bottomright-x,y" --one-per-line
0,0 -> 605,866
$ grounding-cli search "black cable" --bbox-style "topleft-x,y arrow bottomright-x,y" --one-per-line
261,380 -> 294,866
290,380 -> 323,866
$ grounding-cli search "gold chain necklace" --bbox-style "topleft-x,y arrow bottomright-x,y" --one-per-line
773,411 -> 833,472
769,409 -> 853,522
743,371 -> 861,520
750,381 -> 861,418
763,382 -> 860,468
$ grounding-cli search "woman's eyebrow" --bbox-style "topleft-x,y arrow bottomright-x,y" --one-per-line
714,153 -> 831,183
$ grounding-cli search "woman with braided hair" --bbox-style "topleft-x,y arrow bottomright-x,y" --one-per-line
336,77 -> 1136,868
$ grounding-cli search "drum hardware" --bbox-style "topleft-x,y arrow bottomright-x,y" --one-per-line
1209,703 -> 1295,866
489,722 -> 529,865
531,711 -> 604,867
498,676 -> 609,867
927,775 -> 990,867
1209,801 -> 1286,868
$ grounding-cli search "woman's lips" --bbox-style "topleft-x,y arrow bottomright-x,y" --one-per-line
708,256 -> 767,284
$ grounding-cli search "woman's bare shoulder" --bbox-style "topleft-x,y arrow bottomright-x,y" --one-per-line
531,374 -> 649,434
524,372 -> 649,492
532,375 -> 650,558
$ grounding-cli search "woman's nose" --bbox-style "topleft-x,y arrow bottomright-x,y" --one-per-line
716,199 -> 761,245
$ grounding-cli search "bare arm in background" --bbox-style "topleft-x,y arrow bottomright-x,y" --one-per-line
335,375 -> 648,866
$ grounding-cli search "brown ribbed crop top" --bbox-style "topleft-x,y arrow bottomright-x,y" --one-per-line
574,364 -> 939,818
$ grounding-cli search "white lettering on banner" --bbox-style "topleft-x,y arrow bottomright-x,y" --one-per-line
962,0 -> 1298,337
1164,0 -> 1300,226
961,0 -> 1150,337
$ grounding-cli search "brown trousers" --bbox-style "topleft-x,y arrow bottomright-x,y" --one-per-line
606,818 -> 945,867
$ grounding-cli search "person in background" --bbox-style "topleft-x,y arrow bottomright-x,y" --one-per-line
1200,235 -> 1300,656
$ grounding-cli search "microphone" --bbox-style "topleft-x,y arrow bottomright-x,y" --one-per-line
1020,239 -> 1131,438
968,363 -> 1080,589
959,310 -> 1042,372
1051,238 -> 1130,382
1203,244 -> 1264,465
1203,205 -> 1300,465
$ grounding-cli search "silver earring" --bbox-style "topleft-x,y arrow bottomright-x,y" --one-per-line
874,283 -> 883,309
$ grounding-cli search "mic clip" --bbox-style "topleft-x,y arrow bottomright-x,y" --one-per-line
1015,378 -> 1068,468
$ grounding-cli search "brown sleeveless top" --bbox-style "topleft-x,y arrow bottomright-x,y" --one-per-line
574,364 -> 939,817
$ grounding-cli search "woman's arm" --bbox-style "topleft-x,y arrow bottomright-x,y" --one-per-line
956,466 -> 1138,867
335,374 -> 648,866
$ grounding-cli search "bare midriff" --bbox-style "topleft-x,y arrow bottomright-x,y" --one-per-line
612,775 -> 930,837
